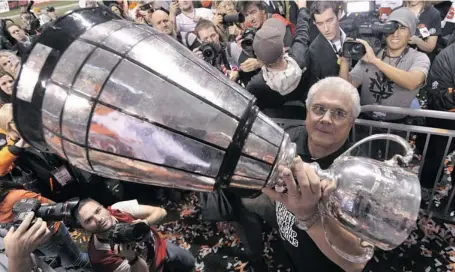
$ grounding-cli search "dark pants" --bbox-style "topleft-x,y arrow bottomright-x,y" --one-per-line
164,241 -> 196,272
355,124 -> 407,160
38,223 -> 91,268
231,194 -> 277,262
419,117 -> 455,189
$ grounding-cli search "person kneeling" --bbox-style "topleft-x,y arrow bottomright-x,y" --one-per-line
76,198 -> 196,272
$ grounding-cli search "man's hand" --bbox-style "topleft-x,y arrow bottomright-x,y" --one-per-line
408,36 -> 422,45
262,157 -> 336,220
240,58 -> 261,72
229,70 -> 239,81
294,0 -> 307,9
169,1 -> 179,16
355,39 -> 379,65
212,14 -> 223,26
114,243 -> 139,262
228,25 -> 240,36
192,48 -> 204,59
4,212 -> 52,258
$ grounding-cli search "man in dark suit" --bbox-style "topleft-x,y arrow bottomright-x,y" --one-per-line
306,1 -> 344,90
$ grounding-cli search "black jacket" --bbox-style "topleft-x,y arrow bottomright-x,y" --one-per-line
306,33 -> 341,92
427,43 -> 455,112
246,7 -> 310,116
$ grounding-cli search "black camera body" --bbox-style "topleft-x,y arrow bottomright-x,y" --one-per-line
108,222 -> 151,244
241,27 -> 257,56
0,198 -> 80,230
341,11 -> 398,60
199,42 -> 218,62
108,222 -> 155,262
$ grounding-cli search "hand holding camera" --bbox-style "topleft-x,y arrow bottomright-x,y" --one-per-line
240,58 -> 261,72
355,39 -> 379,64
113,243 -> 140,262
4,212 -> 52,258
212,14 -> 223,26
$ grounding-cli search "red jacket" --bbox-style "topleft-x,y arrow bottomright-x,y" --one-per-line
88,207 -> 167,272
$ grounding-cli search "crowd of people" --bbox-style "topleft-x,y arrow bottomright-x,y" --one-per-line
0,0 -> 454,271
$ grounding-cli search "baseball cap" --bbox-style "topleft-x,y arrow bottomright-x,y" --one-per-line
387,7 -> 418,36
253,26 -> 284,65
262,17 -> 292,47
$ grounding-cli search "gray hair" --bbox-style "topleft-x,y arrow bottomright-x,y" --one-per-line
305,77 -> 361,118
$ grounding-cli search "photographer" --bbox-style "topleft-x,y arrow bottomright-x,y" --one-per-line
193,19 -> 239,81
234,1 -> 296,86
307,1 -> 345,90
245,0 -> 310,118
212,0 -> 243,42
339,7 -> 430,122
3,212 -> 52,272
404,0 -> 441,60
76,198 -> 195,271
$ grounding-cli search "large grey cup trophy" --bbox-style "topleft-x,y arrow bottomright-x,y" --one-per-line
12,7 -> 295,193
12,7 -> 421,262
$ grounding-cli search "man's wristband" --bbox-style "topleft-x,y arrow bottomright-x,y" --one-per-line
128,256 -> 139,266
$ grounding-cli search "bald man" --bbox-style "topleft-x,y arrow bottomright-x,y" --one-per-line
149,10 -> 175,36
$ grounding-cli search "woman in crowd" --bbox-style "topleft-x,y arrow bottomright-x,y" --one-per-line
0,103 -> 91,269
404,0 -> 441,60
0,70 -> 13,103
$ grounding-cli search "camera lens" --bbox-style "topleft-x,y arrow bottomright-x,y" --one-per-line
351,43 -> 363,54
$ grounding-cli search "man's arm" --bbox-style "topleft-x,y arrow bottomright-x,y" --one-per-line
340,57 -> 362,88
305,218 -> 367,272
411,35 -> 438,53
134,204 -> 167,225
356,39 -> 429,91
290,1 -> 310,69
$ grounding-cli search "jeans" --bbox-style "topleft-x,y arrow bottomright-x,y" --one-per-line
164,241 -> 196,272
38,223 -> 91,268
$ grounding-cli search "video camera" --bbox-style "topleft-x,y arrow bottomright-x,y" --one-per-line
240,27 -> 257,56
341,1 -> 398,60
0,198 -> 80,230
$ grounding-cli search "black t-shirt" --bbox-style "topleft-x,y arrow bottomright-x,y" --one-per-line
415,5 -> 442,37
276,125 -> 348,272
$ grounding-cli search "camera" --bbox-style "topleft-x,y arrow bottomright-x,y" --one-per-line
241,27 -> 257,55
340,1 -> 398,60
108,222 -> 150,244
199,42 -> 218,62
0,198 -> 80,229
222,13 -> 245,25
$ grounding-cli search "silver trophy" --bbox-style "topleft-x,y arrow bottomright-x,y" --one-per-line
13,7 -> 295,193
12,7 -> 420,261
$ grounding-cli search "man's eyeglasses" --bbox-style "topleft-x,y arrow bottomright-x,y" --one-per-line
311,104 -> 349,120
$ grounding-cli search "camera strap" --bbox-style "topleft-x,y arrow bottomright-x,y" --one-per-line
376,46 -> 410,105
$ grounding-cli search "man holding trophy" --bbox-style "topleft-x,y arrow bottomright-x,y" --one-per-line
10,4 -> 423,272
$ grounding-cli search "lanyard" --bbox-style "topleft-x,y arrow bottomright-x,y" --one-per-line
330,31 -> 344,56
376,47 -> 409,104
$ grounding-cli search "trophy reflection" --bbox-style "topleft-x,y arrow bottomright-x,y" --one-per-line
12,7 -> 296,193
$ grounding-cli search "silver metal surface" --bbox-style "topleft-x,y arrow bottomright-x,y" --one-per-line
88,104 -> 225,177
89,149 -> 216,192
62,93 -> 93,143
16,43 -> 53,102
62,140 -> 92,172
73,47 -> 121,98
41,82 -> 67,133
17,18 -> 298,194
314,134 -> 421,260
50,40 -> 95,87
99,59 -> 238,149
